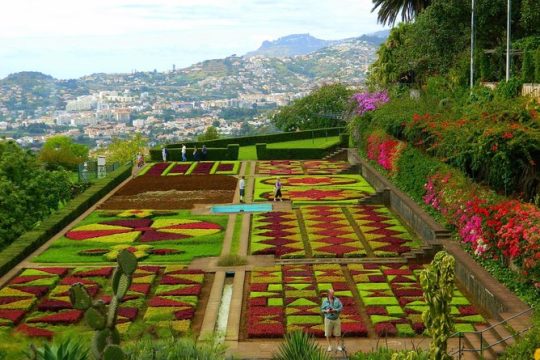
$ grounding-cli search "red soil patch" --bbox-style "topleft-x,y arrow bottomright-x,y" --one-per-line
99,175 -> 236,210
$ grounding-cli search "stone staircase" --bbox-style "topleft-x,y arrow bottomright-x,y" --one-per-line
322,148 -> 348,161
448,309 -> 533,359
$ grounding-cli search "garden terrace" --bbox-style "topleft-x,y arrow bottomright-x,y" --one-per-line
0,265 -> 209,353
139,161 -> 240,176
99,175 -> 236,209
34,210 -> 227,264
243,263 -> 486,339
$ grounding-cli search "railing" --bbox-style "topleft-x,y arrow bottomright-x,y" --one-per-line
78,161 -> 122,183
449,307 -> 534,359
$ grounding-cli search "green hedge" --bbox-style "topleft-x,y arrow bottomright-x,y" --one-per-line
149,144 -> 239,161
164,127 -> 345,149
0,164 -> 132,277
256,142 -> 341,160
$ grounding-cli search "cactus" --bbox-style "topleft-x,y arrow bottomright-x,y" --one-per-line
420,251 -> 456,360
69,249 -> 137,360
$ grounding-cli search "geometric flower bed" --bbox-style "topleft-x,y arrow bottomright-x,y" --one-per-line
251,212 -> 305,258
140,161 -> 239,176
0,266 -> 206,345
34,210 -> 227,264
246,264 -> 368,338
256,160 -> 350,175
303,160 -> 351,175
254,175 -> 375,203
143,266 -> 205,337
246,263 -> 486,339
256,161 -> 304,175
349,263 -> 486,337
302,206 -> 366,258
350,205 -> 420,256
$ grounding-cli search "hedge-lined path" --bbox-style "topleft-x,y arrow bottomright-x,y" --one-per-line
0,172 -> 134,288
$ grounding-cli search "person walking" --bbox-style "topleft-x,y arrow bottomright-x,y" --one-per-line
239,176 -> 246,203
193,146 -> 200,161
161,147 -> 168,162
181,144 -> 187,162
274,177 -> 283,201
201,145 -> 208,161
321,288 -> 343,352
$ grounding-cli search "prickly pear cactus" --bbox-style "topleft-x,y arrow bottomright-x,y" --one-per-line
420,251 -> 455,360
69,249 -> 137,360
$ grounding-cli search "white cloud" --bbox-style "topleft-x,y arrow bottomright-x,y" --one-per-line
0,0 -> 387,78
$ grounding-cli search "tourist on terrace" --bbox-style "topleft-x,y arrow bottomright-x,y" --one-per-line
321,288 -> 343,352
239,176 -> 246,203
181,144 -> 187,162
274,177 -> 283,201
193,146 -> 200,161
201,145 -> 208,160
161,147 -> 168,162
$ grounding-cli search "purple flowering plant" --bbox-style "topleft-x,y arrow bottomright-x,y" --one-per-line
352,90 -> 390,115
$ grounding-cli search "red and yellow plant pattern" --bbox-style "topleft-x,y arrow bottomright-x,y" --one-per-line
303,161 -> 351,175
251,212 -> 305,258
302,206 -> 366,258
350,205 -> 417,256
256,160 -> 304,175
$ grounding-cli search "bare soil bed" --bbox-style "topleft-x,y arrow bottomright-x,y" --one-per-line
99,175 -> 236,209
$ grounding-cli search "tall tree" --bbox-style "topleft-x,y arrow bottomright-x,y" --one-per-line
272,84 -> 353,131
39,135 -> 88,171
371,0 -> 432,25
0,140 -> 71,248
98,133 -> 148,165
198,126 -> 220,142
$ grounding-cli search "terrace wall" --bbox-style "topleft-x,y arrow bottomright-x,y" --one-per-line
348,149 -> 531,318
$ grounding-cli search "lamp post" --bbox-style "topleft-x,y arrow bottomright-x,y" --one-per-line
470,0 -> 475,89
506,0 -> 511,81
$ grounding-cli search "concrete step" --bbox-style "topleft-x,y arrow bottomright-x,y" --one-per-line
485,319 -> 516,347
473,324 -> 508,358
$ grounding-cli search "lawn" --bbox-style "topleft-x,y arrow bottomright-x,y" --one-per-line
238,136 -> 341,160
34,210 -> 228,264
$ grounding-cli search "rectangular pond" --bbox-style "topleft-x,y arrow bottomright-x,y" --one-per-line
212,203 -> 272,213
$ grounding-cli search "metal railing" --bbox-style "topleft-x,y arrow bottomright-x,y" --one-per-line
449,307 -> 534,359
78,160 -> 121,183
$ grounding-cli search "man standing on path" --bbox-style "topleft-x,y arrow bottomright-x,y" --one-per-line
181,144 -> 187,162
239,176 -> 246,203
321,288 -> 343,352
274,177 -> 283,201
162,147 -> 168,162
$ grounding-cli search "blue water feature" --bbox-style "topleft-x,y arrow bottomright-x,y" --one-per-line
211,203 -> 272,213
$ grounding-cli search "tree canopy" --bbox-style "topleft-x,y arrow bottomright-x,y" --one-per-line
97,133 -> 148,165
39,135 -> 89,171
271,83 -> 353,131
198,126 -> 220,142
0,140 -> 72,249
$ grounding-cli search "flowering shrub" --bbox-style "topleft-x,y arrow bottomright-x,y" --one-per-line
367,132 -> 405,173
352,90 -> 390,115
423,171 -> 540,282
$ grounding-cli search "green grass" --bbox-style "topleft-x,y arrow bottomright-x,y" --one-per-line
33,210 -> 228,264
238,146 -> 257,160
230,214 -> 243,255
267,136 -> 340,149
237,136 -> 341,160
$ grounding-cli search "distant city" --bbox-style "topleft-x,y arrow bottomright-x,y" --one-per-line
0,32 -> 387,150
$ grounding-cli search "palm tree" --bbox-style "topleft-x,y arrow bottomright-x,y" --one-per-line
371,0 -> 432,25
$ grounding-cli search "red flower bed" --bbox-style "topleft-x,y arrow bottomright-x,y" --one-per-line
149,248 -> 181,255
9,276 -> 49,285
129,283 -> 152,295
374,323 -> 397,337
146,163 -> 169,176
12,286 -> 50,297
73,267 -> 113,278
190,162 -> 215,175
216,163 -> 234,172
16,324 -> 54,339
158,284 -> 202,296
247,322 -> 285,338
140,231 -> 188,242
366,306 -> 388,315
148,297 -> 192,307
118,307 -> 138,321
37,299 -> 72,311
27,310 -> 83,324
342,322 -> 368,337
0,309 -> 26,324
174,308 -> 196,320
102,219 -> 153,228
169,163 -> 191,174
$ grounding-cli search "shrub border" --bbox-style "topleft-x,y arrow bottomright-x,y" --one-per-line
0,164 -> 132,278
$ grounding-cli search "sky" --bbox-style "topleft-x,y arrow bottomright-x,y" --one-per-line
0,0 -> 387,79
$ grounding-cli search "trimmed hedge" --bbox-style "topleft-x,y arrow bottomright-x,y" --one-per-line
0,163 -> 132,277
256,142 -> 342,160
163,127 -> 345,149
149,144 -> 239,161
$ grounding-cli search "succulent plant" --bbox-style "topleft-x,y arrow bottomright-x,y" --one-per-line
420,251 -> 456,360
69,249 -> 137,360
